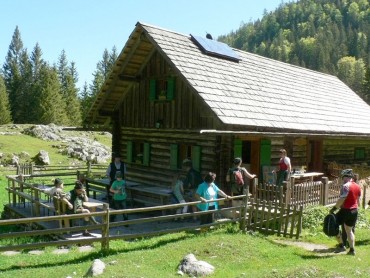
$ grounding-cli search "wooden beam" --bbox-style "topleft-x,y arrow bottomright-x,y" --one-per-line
118,74 -> 141,82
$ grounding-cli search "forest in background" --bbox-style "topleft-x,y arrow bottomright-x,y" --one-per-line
1,0 -> 370,126
219,0 -> 370,103
0,26 -> 118,126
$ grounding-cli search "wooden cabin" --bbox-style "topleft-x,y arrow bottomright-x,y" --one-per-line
85,22 -> 370,191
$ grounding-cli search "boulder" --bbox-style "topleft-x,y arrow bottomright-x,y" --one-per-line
35,150 -> 50,165
85,259 -> 106,277
177,253 -> 215,277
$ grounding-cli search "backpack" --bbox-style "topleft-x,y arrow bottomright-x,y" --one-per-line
232,169 -> 244,187
323,214 -> 339,237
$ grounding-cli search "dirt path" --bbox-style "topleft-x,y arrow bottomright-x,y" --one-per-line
275,240 -> 345,256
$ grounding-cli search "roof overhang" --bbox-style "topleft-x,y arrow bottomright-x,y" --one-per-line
200,129 -> 370,139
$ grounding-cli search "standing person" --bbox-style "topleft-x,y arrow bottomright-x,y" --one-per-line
226,157 -> 256,196
109,172 -> 128,223
273,149 -> 292,186
172,174 -> 188,220
330,169 -> 361,255
182,159 -> 203,220
106,153 -> 126,201
65,181 -> 99,237
195,172 -> 229,225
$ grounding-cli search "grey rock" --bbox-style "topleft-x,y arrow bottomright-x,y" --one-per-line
85,259 -> 106,277
36,150 -> 50,165
178,254 -> 215,277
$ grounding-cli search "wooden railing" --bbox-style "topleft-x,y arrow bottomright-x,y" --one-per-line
16,162 -> 107,180
252,177 -> 339,208
1,176 -> 304,252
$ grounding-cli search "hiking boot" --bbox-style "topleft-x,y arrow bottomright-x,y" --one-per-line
334,244 -> 346,253
347,248 -> 356,256
82,231 -> 94,237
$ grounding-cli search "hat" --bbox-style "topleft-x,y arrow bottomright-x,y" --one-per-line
74,180 -> 84,189
233,157 -> 242,164
341,169 -> 353,178
54,178 -> 63,186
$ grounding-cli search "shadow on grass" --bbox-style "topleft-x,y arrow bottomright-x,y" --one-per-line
0,232 -> 195,272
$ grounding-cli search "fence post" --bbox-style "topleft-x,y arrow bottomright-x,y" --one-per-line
321,177 -> 329,206
87,161 -> 92,177
101,204 -> 110,251
240,178 -> 256,232
283,179 -> 292,206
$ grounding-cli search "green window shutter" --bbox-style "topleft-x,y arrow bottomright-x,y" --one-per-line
234,139 -> 243,158
143,143 -> 151,166
149,79 -> 156,101
170,144 -> 178,170
192,146 -> 201,172
167,77 -> 175,100
126,141 -> 133,163
260,139 -> 271,166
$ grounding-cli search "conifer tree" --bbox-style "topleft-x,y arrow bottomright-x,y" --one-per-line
2,26 -> 25,122
35,64 -> 68,125
0,75 -> 12,124
57,50 -> 81,125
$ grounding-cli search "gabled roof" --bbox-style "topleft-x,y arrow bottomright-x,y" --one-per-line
86,22 -> 370,136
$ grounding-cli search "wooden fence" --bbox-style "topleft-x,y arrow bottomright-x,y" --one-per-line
16,162 -> 107,179
252,176 -> 370,209
0,176 -> 303,252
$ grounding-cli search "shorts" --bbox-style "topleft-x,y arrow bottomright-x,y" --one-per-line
336,208 -> 358,227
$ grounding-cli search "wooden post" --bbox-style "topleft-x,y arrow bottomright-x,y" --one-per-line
101,204 -> 110,251
284,179 -> 292,206
87,161 -> 92,177
321,177 -> 329,206
33,188 -> 40,216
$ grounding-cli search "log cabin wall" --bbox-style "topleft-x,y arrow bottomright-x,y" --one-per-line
118,127 -> 220,188
323,139 -> 370,165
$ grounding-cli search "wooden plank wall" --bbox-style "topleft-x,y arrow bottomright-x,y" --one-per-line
324,139 -> 370,165
119,128 -> 220,188
118,51 -> 221,131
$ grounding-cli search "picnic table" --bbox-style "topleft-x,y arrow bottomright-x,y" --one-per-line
85,178 -> 173,211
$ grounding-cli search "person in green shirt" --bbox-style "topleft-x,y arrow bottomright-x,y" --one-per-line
109,172 -> 128,223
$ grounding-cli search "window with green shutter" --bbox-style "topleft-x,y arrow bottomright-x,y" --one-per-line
354,147 -> 365,160
170,144 -> 179,170
143,143 -> 151,166
126,141 -> 133,163
149,79 -> 156,101
260,139 -> 271,166
149,77 -> 176,101
167,77 -> 175,100
170,144 -> 201,170
191,146 -> 201,171
234,139 -> 243,158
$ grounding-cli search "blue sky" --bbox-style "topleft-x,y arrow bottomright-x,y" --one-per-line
1,0 -> 284,90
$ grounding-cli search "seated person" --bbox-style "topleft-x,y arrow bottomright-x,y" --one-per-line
64,181 -> 99,237
42,178 -> 69,212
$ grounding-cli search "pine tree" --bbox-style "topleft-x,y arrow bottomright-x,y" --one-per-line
35,64 -> 68,125
27,43 -> 45,123
57,50 -> 82,125
0,75 -> 12,124
89,47 -> 117,101
80,81 -> 93,121
2,26 -> 24,122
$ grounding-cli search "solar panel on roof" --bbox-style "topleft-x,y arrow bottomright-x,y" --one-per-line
190,34 -> 240,62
